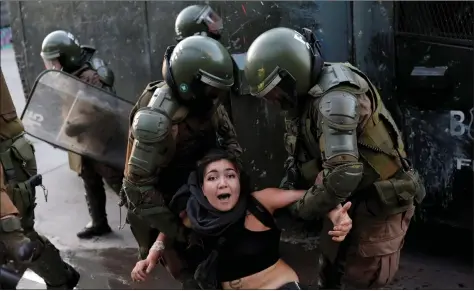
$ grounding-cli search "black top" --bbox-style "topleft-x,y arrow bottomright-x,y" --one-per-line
216,197 -> 281,282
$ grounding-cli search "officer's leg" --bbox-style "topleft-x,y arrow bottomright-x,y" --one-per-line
101,164 -> 159,259
77,158 -> 111,239
161,240 -> 201,290
316,253 -> 346,290
25,231 -> 80,289
0,215 -> 30,265
342,206 -> 414,289
21,208 -> 80,289
126,210 -> 158,260
99,164 -> 124,196
0,215 -> 33,291
316,217 -> 346,290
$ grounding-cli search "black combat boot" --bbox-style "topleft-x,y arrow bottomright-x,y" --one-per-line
77,179 -> 112,239
76,221 -> 112,239
46,263 -> 81,290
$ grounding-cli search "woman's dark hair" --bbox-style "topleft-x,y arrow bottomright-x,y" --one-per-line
196,149 -> 252,195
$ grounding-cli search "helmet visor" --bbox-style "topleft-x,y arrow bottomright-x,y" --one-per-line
188,81 -> 229,113
198,69 -> 234,90
204,84 -> 228,102
40,50 -> 60,61
252,68 -> 297,108
197,6 -> 223,34
42,58 -> 63,71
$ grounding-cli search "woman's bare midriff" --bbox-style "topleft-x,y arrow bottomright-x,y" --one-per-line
222,259 -> 299,290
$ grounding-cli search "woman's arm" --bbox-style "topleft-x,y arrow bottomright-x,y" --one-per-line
150,210 -> 192,252
253,188 -> 306,213
254,188 -> 352,241
149,232 -> 166,253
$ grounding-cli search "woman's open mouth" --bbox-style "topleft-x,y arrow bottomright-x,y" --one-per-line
217,193 -> 231,201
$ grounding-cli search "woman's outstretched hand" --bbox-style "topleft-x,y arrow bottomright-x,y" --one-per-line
327,202 -> 353,242
131,250 -> 161,282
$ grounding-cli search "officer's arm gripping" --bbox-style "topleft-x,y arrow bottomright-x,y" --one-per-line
121,87 -> 187,242
293,91 -> 364,220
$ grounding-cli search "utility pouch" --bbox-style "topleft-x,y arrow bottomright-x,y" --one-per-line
10,137 -> 35,164
372,169 -> 424,216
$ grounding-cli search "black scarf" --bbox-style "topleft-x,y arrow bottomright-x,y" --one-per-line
170,171 -> 249,289
170,171 -> 247,237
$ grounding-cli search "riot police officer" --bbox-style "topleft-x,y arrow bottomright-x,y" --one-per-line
174,4 -> 241,106
40,30 -> 124,239
123,35 -> 242,288
243,27 -> 426,289
174,4 -> 224,42
125,3 -> 235,269
0,69 -> 80,288
0,162 -> 28,289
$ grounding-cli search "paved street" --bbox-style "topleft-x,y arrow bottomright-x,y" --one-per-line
1,46 -> 473,289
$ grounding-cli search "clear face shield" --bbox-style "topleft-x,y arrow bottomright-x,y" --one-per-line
42,58 -> 63,71
196,6 -> 224,35
205,85 -> 229,106
252,68 -> 297,110
190,80 -> 230,113
184,74 -> 231,116
193,68 -> 233,104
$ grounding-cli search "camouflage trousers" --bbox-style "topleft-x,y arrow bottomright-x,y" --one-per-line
318,200 -> 415,289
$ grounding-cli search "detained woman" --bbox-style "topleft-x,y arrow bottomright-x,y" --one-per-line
131,149 -> 353,289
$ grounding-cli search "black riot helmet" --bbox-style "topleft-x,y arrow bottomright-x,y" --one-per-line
162,36 -> 234,112
244,27 -> 324,109
175,5 -> 224,42
40,30 -> 83,73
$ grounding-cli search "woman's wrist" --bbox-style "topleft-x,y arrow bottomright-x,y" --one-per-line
147,240 -> 164,262
150,240 -> 165,253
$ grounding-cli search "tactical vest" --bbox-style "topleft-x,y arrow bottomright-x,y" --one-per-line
284,62 -> 406,189
131,81 -> 220,197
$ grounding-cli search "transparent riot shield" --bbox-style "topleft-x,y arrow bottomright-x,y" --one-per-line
20,70 -> 133,170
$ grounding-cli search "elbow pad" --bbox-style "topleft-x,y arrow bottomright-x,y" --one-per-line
318,91 -> 360,162
128,87 -> 179,177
